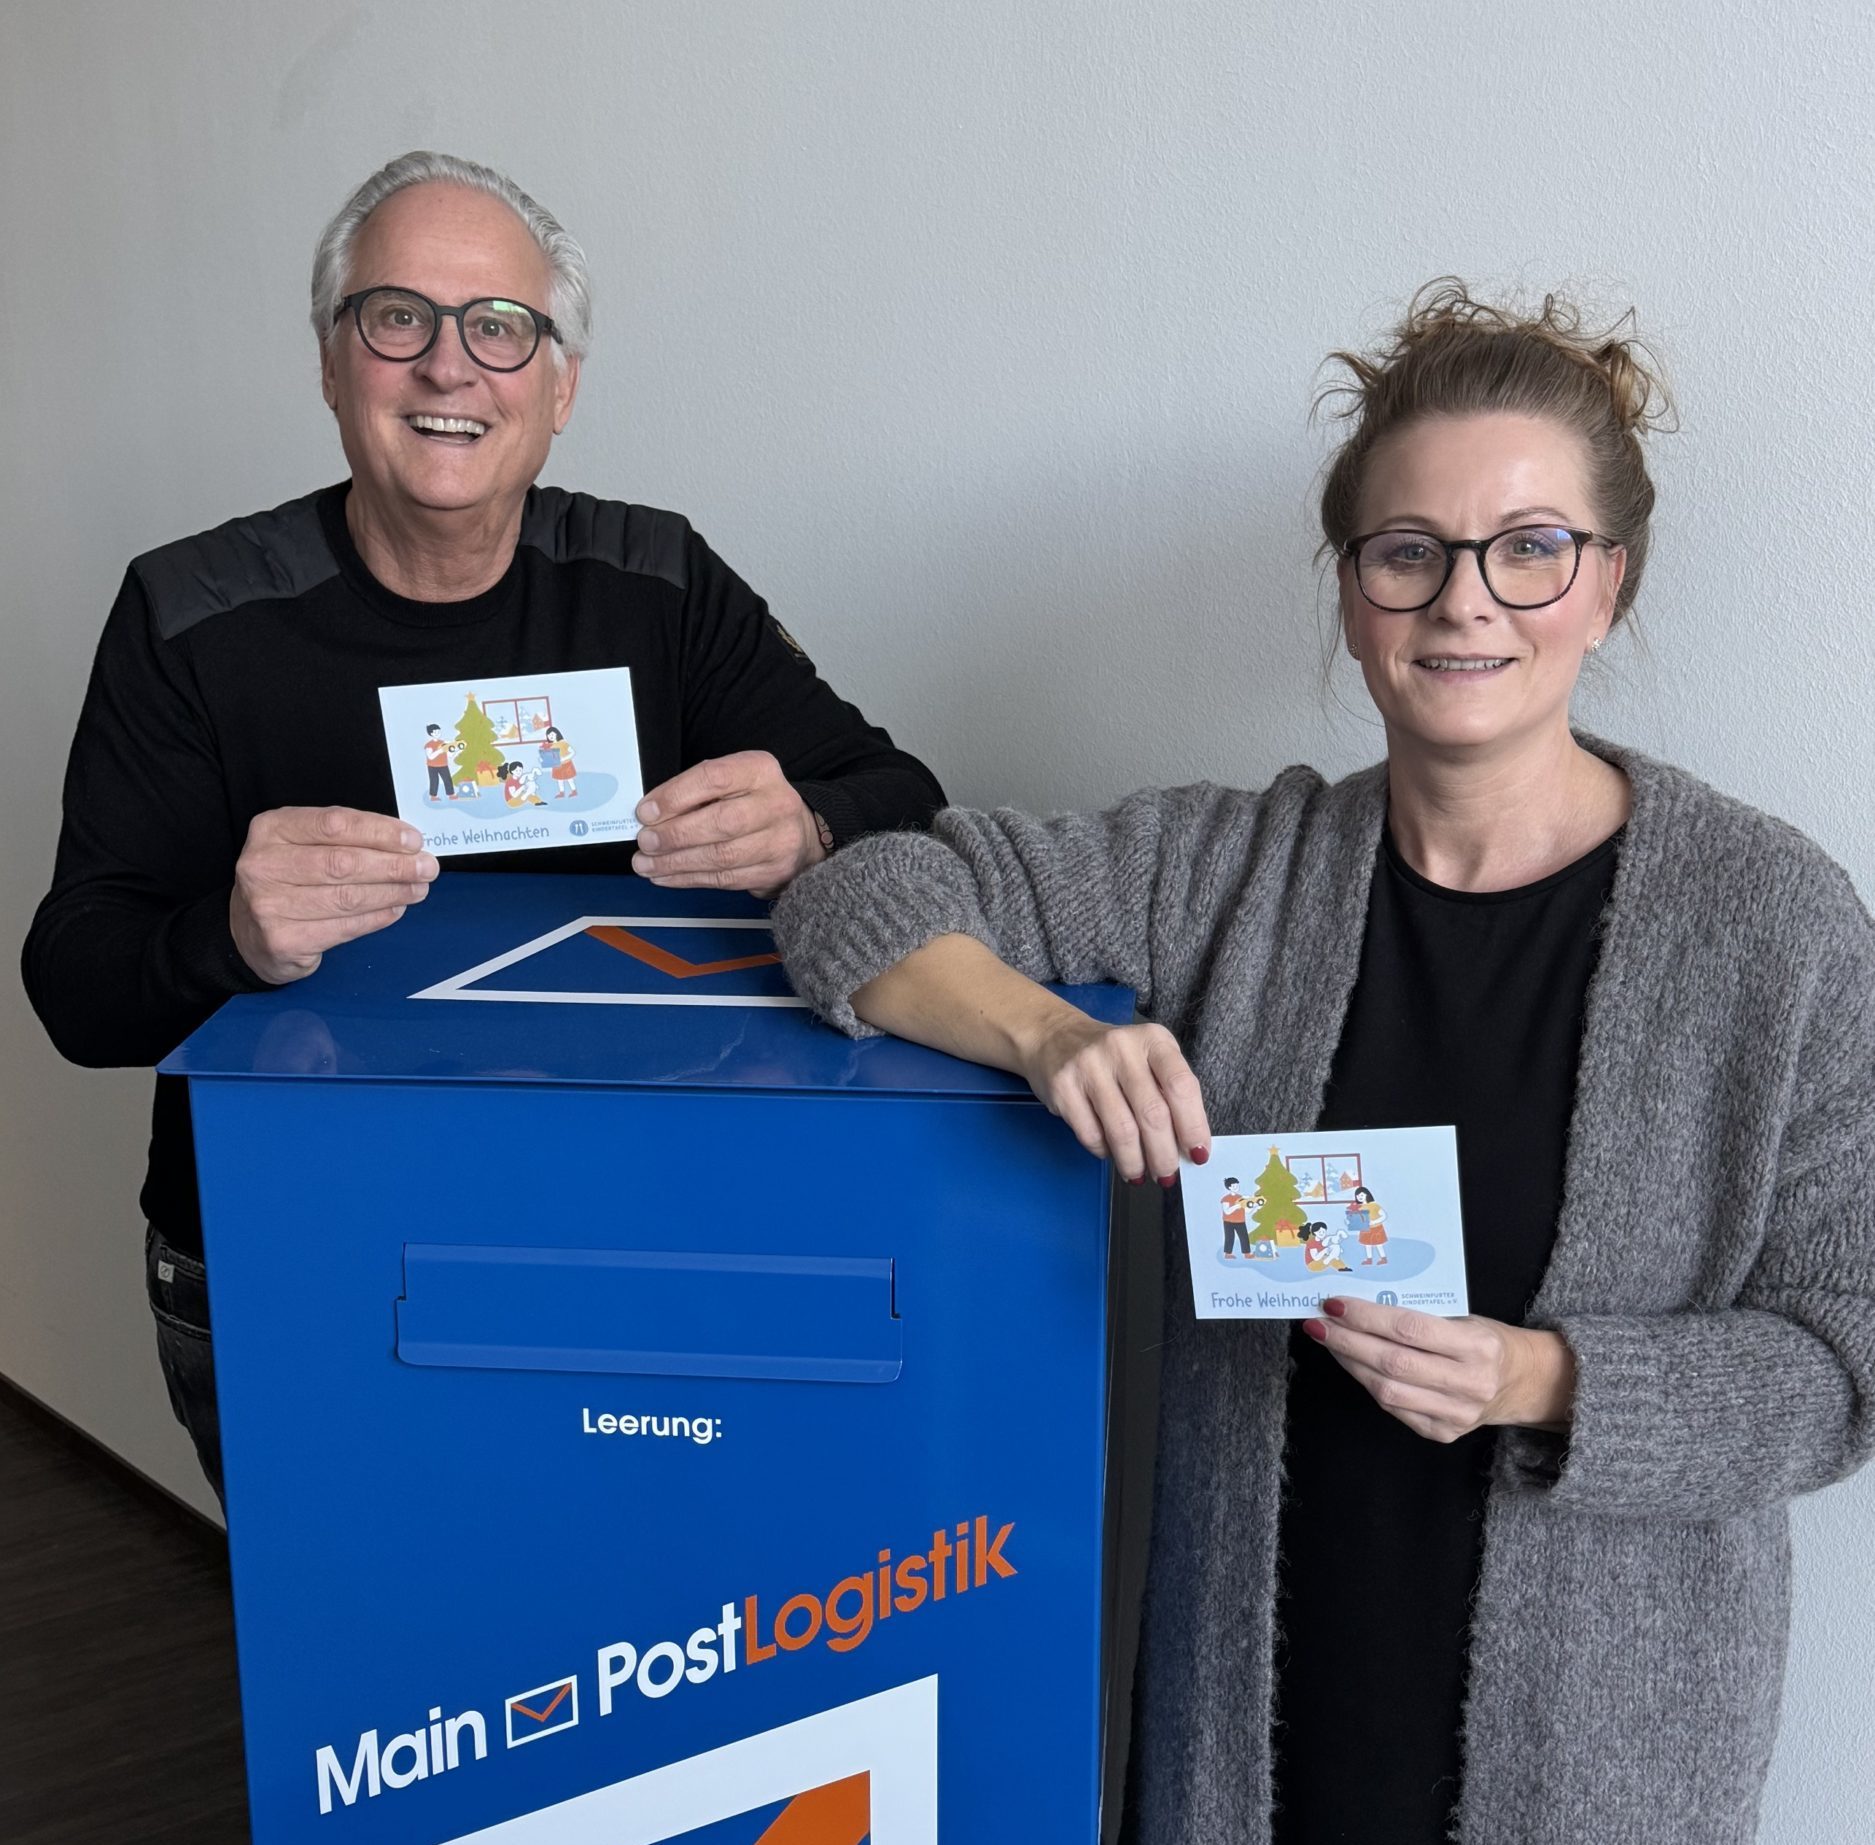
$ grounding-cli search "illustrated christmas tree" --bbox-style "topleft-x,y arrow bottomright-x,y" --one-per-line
1251,1146 -> 1305,1247
452,695 -> 502,789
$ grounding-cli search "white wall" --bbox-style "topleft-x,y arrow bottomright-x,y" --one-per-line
5,1 -> 1872,1833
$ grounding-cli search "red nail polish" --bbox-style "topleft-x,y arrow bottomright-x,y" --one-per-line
1322,1298 -> 1347,1318
1189,1145 -> 1209,1164
1126,1175 -> 1144,1187
1158,1175 -> 1176,1190
1303,1319 -> 1328,1343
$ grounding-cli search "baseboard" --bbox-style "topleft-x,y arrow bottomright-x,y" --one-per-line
0,1370 -> 227,1551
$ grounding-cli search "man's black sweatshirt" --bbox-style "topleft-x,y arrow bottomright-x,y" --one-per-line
23,483 -> 945,1259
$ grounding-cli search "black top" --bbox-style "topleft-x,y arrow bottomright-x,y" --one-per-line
22,483 -> 944,1258
1269,824 -> 1620,1844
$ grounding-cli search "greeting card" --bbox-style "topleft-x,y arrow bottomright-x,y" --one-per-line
1182,1126 -> 1467,1320
378,667 -> 644,857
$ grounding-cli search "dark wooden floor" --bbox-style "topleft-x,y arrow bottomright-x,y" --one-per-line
0,1380 -> 250,1842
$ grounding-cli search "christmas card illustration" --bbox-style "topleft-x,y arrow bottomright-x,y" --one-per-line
1181,1126 -> 1468,1320
378,667 -> 645,857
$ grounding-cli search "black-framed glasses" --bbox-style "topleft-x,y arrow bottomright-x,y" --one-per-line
1343,525 -> 1617,612
335,286 -> 561,373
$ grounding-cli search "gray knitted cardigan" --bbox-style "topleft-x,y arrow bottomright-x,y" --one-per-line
774,739 -> 1875,1844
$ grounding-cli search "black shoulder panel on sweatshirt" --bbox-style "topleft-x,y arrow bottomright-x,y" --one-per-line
132,491 -> 339,641
520,487 -> 691,591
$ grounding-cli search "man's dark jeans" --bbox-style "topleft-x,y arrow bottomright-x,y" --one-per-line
144,1224 -> 225,1507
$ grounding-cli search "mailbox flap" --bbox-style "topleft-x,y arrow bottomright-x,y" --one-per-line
395,1244 -> 901,1383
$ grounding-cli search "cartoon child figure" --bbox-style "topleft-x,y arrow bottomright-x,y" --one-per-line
542,724 -> 578,798
1219,1178 -> 1253,1260
423,724 -> 456,802
1353,1184 -> 1389,1266
1304,1220 -> 1354,1274
500,760 -> 548,809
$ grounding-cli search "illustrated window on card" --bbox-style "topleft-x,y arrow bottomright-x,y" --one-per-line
486,695 -> 554,744
1286,1153 -> 1364,1205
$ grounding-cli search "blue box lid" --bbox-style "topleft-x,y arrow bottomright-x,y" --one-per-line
159,871 -> 1132,1098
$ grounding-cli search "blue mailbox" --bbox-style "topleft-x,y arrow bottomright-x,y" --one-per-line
161,873 -> 1139,1844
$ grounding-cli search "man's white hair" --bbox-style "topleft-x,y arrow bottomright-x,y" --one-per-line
310,150 -> 592,363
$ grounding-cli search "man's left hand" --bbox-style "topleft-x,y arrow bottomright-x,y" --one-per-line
632,751 -> 827,895
1302,1297 -> 1577,1443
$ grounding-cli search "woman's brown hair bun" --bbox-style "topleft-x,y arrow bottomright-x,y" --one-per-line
1317,279 -> 1676,626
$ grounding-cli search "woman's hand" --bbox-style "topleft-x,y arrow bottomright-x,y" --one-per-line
1302,1297 -> 1576,1441
847,935 -> 1211,1182
1017,1014 -> 1211,1186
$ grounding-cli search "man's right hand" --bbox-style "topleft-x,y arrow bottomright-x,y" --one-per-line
230,806 -> 437,985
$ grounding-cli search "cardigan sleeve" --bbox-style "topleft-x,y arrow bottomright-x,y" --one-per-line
1502,884 -> 1875,1519
772,777 -> 1290,1037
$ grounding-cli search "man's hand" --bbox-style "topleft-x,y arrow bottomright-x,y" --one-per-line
632,751 -> 826,895
230,806 -> 437,985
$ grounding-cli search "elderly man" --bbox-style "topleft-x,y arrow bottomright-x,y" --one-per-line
22,151 -> 944,1501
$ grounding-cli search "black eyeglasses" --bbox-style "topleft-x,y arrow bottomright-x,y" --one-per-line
1343,525 -> 1617,612
335,286 -> 562,373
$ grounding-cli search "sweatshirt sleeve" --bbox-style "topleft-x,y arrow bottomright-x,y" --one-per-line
21,570 -> 270,1069
676,528 -> 945,844
773,780 -> 1266,1037
1501,885 -> 1875,1519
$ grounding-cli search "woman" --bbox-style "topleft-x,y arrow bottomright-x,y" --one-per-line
775,284 -> 1875,1842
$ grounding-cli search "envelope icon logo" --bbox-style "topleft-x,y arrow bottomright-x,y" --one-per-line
505,1675 -> 579,1748
586,924 -> 781,979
